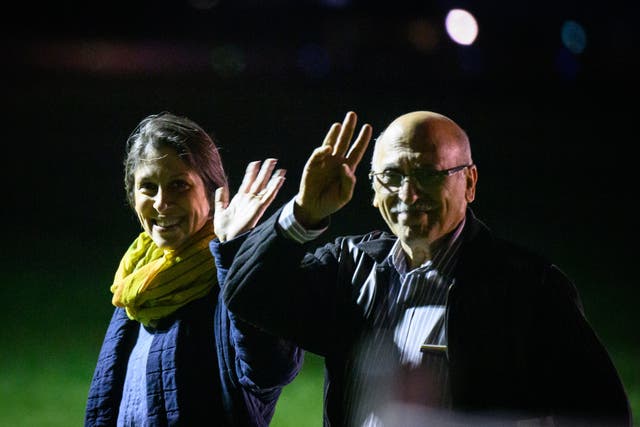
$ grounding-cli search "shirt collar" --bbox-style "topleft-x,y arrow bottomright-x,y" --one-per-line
388,216 -> 467,278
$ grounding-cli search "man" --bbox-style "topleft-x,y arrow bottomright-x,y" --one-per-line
214,111 -> 631,426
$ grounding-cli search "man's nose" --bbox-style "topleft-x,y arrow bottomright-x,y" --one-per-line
397,177 -> 420,204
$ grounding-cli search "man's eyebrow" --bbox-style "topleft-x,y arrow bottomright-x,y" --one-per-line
377,163 -> 400,171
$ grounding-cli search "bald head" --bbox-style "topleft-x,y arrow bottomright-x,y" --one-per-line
372,111 -> 472,168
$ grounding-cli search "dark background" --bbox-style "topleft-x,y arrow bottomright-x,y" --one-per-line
3,0 -> 638,424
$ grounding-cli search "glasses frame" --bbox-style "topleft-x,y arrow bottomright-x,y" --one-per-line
368,163 -> 474,192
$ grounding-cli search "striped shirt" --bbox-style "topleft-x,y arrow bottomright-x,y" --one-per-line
278,199 -> 467,423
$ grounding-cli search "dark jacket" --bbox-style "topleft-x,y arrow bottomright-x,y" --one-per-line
219,207 -> 632,427
85,246 -> 303,427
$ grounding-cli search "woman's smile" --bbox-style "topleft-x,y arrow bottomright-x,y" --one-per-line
133,145 -> 211,250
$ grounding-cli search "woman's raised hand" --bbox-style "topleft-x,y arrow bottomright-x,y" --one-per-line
214,158 -> 286,242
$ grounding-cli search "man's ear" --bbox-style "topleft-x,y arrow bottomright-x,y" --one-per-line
465,166 -> 477,202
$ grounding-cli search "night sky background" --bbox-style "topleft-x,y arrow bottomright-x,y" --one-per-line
3,0 -> 639,424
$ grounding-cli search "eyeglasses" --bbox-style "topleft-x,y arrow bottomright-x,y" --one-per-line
369,164 -> 473,192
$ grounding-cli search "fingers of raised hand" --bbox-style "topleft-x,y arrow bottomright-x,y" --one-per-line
322,122 -> 342,149
345,123 -> 373,171
259,168 -> 286,204
248,158 -> 278,195
306,144 -> 333,169
238,160 -> 262,194
239,159 -> 286,205
333,111 -> 358,157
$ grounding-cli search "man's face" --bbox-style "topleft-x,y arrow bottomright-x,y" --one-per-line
371,123 -> 475,250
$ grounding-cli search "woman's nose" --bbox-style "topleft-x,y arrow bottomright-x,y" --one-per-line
153,188 -> 172,211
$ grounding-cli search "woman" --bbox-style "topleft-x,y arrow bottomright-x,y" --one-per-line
85,112 -> 302,426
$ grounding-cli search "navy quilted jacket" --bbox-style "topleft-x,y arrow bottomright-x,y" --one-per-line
85,237 -> 303,426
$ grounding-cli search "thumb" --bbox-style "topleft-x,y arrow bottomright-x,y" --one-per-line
214,186 -> 229,214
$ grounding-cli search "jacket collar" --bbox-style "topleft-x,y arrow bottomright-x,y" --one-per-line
357,233 -> 397,263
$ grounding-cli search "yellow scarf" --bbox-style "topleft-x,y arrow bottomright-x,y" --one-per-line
110,222 -> 217,326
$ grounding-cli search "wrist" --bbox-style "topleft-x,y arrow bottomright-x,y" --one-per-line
293,198 -> 326,229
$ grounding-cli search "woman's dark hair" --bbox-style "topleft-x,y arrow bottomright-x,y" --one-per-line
124,112 -> 228,217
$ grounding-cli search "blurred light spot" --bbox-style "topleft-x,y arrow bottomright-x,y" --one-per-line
561,20 -> 587,54
210,44 -> 246,77
297,44 -> 331,78
407,18 -> 439,53
25,41 -> 214,75
319,0 -> 350,7
445,9 -> 478,46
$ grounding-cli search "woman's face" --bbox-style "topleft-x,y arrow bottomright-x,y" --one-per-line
133,145 -> 211,250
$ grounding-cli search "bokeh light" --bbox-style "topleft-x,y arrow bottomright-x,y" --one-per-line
407,18 -> 440,53
445,9 -> 478,46
318,0 -> 351,8
561,20 -> 587,54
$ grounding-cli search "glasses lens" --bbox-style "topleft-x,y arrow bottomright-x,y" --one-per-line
376,166 -> 469,192
383,171 -> 403,188
414,170 -> 443,188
